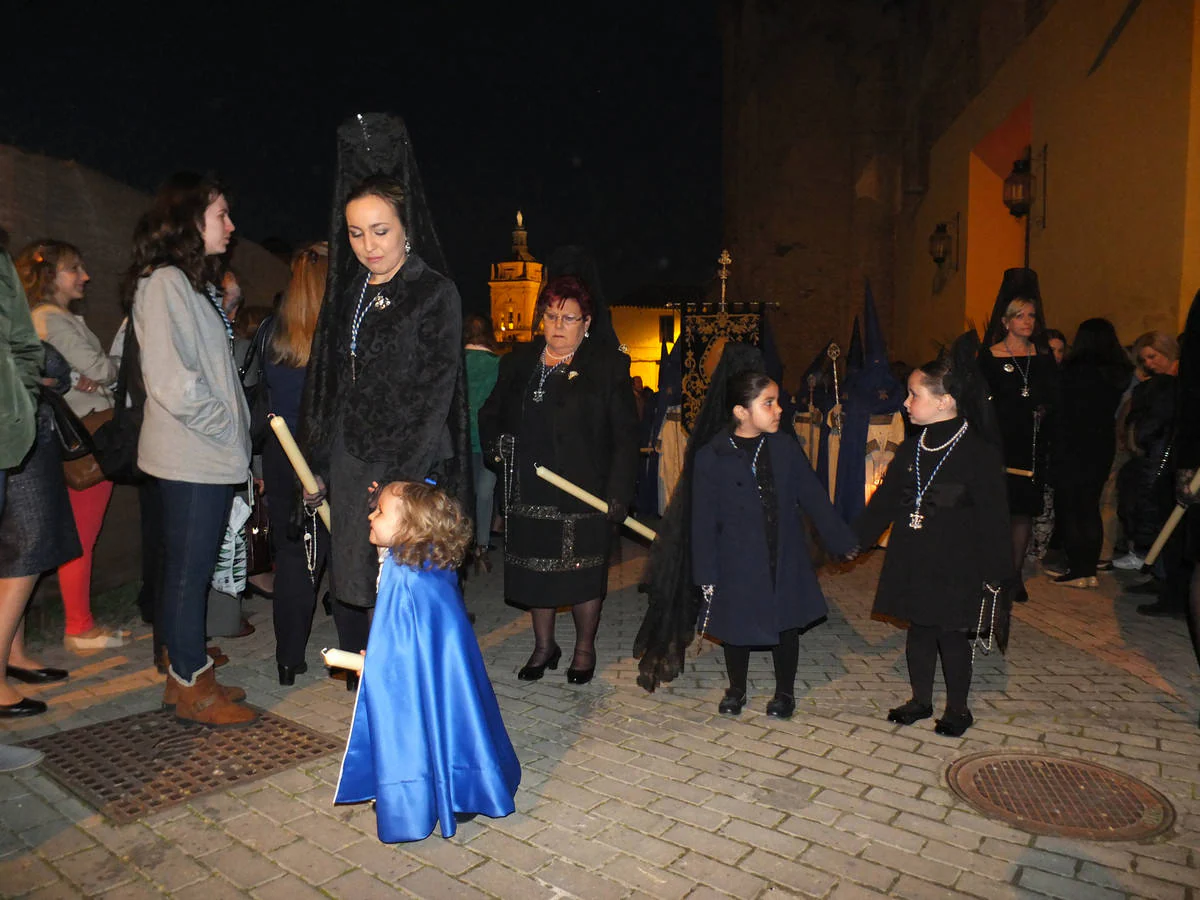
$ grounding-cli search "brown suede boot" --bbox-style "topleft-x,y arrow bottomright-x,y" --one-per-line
162,676 -> 246,709
169,661 -> 257,727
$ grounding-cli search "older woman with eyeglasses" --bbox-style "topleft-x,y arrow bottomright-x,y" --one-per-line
479,270 -> 639,685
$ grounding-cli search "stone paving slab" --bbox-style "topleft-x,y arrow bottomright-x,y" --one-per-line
2,542 -> 1198,898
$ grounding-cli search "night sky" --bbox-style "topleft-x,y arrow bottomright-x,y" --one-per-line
1,2 -> 722,315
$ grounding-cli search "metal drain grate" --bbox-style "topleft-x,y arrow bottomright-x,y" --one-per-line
20,707 -> 343,824
947,751 -> 1175,842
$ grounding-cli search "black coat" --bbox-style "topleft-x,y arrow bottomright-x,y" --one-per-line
1050,362 -> 1125,488
854,418 -> 1013,630
301,253 -> 468,492
692,429 -> 856,646
478,337 -> 640,508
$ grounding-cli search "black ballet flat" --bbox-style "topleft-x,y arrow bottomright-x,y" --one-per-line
765,694 -> 795,719
518,647 -> 561,681
934,708 -> 974,737
566,666 -> 595,685
6,665 -> 69,684
278,661 -> 308,686
887,699 -> 934,726
346,672 -> 360,692
718,689 -> 747,715
0,697 -> 48,718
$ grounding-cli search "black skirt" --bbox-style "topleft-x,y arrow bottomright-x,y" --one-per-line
0,404 -> 82,577
328,429 -> 387,609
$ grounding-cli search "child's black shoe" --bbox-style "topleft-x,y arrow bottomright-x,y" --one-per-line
765,694 -> 795,719
934,708 -> 974,737
718,689 -> 747,715
887,699 -> 933,725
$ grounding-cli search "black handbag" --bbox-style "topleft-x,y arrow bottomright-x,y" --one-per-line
240,318 -> 273,454
245,483 -> 274,576
92,315 -> 145,484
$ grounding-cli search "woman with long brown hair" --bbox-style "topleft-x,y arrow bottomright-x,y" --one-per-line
264,242 -> 330,684
130,172 -> 254,726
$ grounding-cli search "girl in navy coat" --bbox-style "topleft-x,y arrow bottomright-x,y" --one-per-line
693,371 -> 858,718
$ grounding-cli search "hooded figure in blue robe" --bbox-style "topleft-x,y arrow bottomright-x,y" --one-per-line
833,281 -> 905,523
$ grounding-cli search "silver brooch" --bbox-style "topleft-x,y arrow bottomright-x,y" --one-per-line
568,371 -> 579,380
1002,363 -> 1014,373
372,295 -> 391,311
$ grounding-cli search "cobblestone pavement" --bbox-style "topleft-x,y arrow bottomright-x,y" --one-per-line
2,542 -> 1198,899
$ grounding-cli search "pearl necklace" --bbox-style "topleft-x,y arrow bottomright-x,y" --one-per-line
910,420 -> 968,529
533,347 -> 575,403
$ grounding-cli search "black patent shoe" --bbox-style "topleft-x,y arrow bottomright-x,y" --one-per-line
718,689 -> 747,715
346,672 -> 360,692
887,699 -> 934,725
765,693 -> 795,719
0,697 -> 48,718
566,665 -> 595,685
518,646 -> 561,681
6,665 -> 69,684
278,661 -> 308,686
934,708 -> 974,737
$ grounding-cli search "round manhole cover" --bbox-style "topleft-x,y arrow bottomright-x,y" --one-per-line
946,752 -> 1175,842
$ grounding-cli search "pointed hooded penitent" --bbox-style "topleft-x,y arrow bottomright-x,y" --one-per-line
833,280 -> 904,524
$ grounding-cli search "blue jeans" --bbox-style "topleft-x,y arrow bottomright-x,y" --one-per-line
472,452 -> 496,548
158,479 -> 235,680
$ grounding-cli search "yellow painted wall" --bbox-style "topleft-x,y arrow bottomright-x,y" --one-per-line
965,153 -> 1027,330
610,307 -> 680,391
898,0 -> 1196,362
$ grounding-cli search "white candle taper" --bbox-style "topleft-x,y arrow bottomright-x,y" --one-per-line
322,647 -> 364,672
1144,467 -> 1200,566
534,464 -> 657,541
269,414 -> 332,531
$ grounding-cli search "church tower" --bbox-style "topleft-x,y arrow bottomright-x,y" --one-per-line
489,211 -> 544,344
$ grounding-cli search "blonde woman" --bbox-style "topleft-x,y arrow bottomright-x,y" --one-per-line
16,240 -> 129,653
264,242 -> 330,684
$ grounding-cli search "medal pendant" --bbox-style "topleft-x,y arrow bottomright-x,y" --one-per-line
532,390 -> 544,403
1020,387 -> 1030,398
908,510 -> 924,530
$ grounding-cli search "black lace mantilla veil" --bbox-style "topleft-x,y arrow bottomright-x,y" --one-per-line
947,329 -> 1002,449
981,267 -> 1048,353
301,112 -> 471,511
633,342 -> 767,692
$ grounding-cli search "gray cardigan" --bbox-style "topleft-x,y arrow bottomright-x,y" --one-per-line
133,266 -> 250,484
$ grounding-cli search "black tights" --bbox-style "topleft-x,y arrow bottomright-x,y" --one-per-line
1189,568 -> 1200,680
527,597 -> 603,669
906,624 -> 972,712
1011,515 -> 1032,582
723,628 -> 800,698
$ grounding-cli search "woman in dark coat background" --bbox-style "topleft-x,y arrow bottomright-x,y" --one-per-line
479,264 -> 639,685
692,369 -> 857,719
1046,319 -> 1130,588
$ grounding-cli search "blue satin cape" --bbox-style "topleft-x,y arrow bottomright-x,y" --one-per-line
334,558 -> 521,842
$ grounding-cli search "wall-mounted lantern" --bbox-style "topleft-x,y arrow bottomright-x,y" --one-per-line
928,213 -> 960,272
1002,145 -> 1048,267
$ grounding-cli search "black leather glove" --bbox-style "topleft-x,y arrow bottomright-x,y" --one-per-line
606,499 -> 628,524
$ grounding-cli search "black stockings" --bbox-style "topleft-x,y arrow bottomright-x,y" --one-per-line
906,624 -> 973,712
526,598 -> 604,669
1189,568 -> 1200,677
1011,515 -> 1032,581
723,628 -> 800,698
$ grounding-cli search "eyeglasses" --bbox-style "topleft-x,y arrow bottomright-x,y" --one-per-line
542,312 -> 584,326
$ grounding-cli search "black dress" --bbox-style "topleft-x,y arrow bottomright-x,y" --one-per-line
854,418 -> 1013,629
479,338 -> 639,608
979,350 -> 1057,516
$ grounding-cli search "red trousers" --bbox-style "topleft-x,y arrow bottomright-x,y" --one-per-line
60,480 -> 113,635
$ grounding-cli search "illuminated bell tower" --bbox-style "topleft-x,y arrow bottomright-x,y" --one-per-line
489,211 -> 544,343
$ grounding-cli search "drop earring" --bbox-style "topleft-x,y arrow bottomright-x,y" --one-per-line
584,330 -> 590,338
404,239 -> 411,254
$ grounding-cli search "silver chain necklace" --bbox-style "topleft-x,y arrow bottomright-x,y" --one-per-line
910,420 -> 969,529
